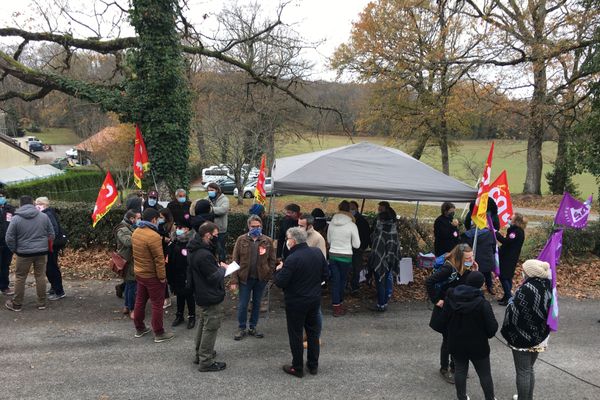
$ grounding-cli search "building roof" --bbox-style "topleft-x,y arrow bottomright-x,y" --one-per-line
0,165 -> 64,186
75,126 -> 122,152
0,133 -> 40,161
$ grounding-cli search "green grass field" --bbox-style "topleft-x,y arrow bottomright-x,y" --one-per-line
275,134 -> 598,199
33,127 -> 80,145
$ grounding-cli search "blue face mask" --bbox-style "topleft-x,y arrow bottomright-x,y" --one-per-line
176,229 -> 185,236
464,261 -> 473,268
158,217 -> 165,224
135,219 -> 141,227
208,191 -> 217,199
0,197 -> 6,206
249,227 -> 262,237
148,198 -> 157,207
177,196 -> 186,203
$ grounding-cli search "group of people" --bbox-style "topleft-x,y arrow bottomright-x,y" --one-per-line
430,201 -> 547,400
1,191 -> 67,312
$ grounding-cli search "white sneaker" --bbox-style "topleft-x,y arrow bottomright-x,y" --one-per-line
513,395 -> 518,400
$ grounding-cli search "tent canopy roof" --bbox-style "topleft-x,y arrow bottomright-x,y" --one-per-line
272,142 -> 477,202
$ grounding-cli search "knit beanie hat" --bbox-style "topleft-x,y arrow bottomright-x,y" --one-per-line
465,271 -> 485,288
522,259 -> 550,279
249,203 -> 265,216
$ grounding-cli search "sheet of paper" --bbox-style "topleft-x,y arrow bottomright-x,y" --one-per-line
225,261 -> 241,277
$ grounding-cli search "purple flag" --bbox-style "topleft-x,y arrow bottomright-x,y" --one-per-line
538,229 -> 563,332
554,192 -> 593,229
486,214 -> 500,277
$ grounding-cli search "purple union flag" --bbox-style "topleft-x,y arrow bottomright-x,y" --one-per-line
554,192 -> 593,229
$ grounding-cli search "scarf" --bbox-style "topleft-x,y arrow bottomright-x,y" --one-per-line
369,219 -> 400,280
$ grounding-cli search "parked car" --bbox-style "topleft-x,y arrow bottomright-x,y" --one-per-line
203,177 -> 237,195
233,177 -> 274,198
28,141 -> 45,152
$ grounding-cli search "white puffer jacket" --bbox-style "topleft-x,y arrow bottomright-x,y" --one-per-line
327,212 -> 360,257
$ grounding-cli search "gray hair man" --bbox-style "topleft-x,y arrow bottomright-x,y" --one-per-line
274,227 -> 329,378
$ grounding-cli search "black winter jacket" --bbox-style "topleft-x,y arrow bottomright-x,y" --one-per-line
441,285 -> 498,360
166,231 -> 193,295
426,262 -> 472,334
354,212 -> 371,250
461,228 -> 496,273
0,203 -> 16,247
274,243 -> 329,307
433,214 -> 460,256
186,235 -> 225,306
276,217 -> 298,259
167,200 -> 192,226
497,226 -> 525,280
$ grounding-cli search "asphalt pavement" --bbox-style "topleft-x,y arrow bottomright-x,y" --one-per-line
1,278 -> 599,400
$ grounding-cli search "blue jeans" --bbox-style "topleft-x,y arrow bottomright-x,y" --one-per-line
237,278 -> 267,329
329,259 -> 352,305
375,271 -> 392,307
124,281 -> 137,311
501,278 -> 513,300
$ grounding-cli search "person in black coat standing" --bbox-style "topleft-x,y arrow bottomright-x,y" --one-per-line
276,203 -> 300,260
186,221 -> 228,372
166,219 -> 195,329
274,227 -> 329,378
35,197 -> 66,300
425,243 -> 476,384
496,213 -> 527,305
167,188 -> 191,226
441,271 -> 498,400
461,227 -> 497,295
434,202 -> 461,257
349,200 -> 371,294
0,189 -> 16,296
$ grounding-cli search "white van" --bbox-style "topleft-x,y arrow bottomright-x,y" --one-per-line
202,165 -> 231,184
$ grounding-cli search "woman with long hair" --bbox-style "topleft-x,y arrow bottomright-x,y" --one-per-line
426,243 -> 477,384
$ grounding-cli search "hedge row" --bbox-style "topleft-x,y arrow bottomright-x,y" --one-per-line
6,170 -> 105,203
31,202 -> 433,259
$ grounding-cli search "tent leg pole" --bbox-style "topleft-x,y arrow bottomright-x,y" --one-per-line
413,201 -> 420,222
268,193 -> 276,238
360,198 -> 366,214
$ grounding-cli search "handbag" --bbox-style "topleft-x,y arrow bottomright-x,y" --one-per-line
109,252 -> 127,277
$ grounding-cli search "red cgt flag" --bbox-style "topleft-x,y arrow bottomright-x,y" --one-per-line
254,154 -> 267,206
489,170 -> 513,228
133,124 -> 150,189
92,171 -> 119,227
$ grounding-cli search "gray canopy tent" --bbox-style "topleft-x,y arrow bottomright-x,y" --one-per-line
271,142 -> 476,201
267,141 -> 477,236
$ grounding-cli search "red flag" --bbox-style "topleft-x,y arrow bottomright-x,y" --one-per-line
471,142 -> 495,229
92,171 -> 119,227
254,155 -> 267,206
489,170 -> 513,228
133,124 -> 150,189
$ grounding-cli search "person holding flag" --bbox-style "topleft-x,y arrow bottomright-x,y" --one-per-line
495,213 -> 527,305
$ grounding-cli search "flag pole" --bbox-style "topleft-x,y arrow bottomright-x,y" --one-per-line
150,170 -> 159,199
472,226 -> 479,258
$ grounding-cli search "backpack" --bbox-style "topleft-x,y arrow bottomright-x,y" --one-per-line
432,257 -> 458,299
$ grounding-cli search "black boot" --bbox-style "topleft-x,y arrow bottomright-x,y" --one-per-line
172,315 -> 184,327
187,315 -> 196,329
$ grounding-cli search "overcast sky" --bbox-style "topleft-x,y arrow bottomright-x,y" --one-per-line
0,0 -> 372,81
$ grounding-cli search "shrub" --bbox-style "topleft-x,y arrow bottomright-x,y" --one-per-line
6,170 -> 104,202
530,220 -> 600,260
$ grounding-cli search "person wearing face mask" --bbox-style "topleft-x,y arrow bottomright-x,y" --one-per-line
434,202 -> 461,257
230,215 -> 276,340
4,196 -> 55,312
166,219 -> 196,329
143,189 -> 164,211
186,221 -> 228,372
426,243 -> 477,384
35,197 -> 67,301
495,213 -> 527,306
167,188 -> 191,226
274,227 -> 329,378
205,183 -> 229,262
277,204 -> 301,260
131,208 -> 174,343
115,209 -> 140,318
0,189 -> 16,296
